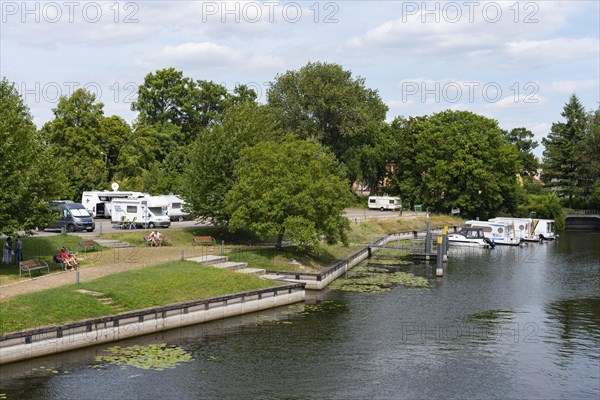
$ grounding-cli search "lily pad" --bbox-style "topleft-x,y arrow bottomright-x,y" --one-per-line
93,343 -> 193,371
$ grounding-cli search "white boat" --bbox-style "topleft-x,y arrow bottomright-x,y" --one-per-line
464,220 -> 521,246
448,226 -> 495,248
489,217 -> 557,242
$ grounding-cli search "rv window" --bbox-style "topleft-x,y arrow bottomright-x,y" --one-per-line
172,203 -> 181,209
127,206 -> 137,213
369,199 -> 376,203
389,200 -> 394,204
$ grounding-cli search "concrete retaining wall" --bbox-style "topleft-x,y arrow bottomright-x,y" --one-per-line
0,284 -> 304,365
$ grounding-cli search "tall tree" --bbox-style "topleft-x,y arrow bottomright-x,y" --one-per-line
132,68 -> 257,142
387,110 -> 520,218
542,94 -> 588,208
0,78 -> 66,234
181,103 -> 280,224
267,62 -> 388,184
503,127 -> 539,176
582,107 -> 600,206
224,135 -> 352,250
100,115 -> 131,183
41,88 -> 107,198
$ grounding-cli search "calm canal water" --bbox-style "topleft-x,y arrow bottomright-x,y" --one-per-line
1,231 -> 599,399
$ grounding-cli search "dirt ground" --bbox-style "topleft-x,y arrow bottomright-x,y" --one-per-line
0,245 -> 220,300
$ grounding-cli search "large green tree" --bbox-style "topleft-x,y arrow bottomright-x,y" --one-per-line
41,88 -> 108,198
503,127 -> 539,176
224,135 -> 352,250
388,110 -> 520,218
582,107 -> 600,206
542,94 -> 588,208
267,62 -> 388,184
132,68 -> 257,142
0,78 -> 66,234
181,103 -> 280,224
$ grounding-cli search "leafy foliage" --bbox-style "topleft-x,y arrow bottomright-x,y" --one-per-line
387,110 -> 520,218
267,61 -> 388,184
503,127 -> 539,176
542,94 -> 589,207
0,78 -> 67,234
224,135 -> 352,251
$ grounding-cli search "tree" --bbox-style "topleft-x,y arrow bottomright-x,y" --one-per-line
100,115 -> 131,183
224,135 -> 352,250
267,62 -> 388,184
387,110 -> 520,218
542,94 -> 588,208
0,78 -> 66,234
132,68 -> 257,142
582,107 -> 600,206
503,127 -> 539,176
41,88 -> 107,198
181,103 -> 280,224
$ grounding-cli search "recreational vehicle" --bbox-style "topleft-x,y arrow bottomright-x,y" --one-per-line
159,194 -> 190,221
46,201 -> 95,232
368,196 -> 402,211
110,197 -> 171,229
464,220 -> 521,246
82,190 -> 146,218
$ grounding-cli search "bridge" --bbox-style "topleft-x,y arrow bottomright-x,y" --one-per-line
565,210 -> 600,231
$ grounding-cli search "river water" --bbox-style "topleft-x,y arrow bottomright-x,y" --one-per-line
1,231 -> 599,399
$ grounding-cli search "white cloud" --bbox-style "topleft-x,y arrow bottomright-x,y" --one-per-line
504,38 -> 600,67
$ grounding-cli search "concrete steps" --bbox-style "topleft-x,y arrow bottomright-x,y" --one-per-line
186,255 -> 266,277
93,239 -> 133,248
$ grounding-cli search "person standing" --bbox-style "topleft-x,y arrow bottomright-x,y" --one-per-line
14,237 -> 22,265
2,237 -> 12,264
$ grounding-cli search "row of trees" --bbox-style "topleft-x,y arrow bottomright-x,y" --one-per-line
1,63 -> 598,248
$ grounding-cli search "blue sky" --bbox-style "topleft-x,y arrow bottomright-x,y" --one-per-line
1,1 -> 599,157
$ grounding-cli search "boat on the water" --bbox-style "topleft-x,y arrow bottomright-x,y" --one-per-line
448,226 -> 496,248
464,220 -> 521,246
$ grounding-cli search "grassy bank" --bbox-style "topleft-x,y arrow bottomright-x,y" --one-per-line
0,260 -> 277,335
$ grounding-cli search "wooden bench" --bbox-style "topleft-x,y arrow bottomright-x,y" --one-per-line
19,259 -> 50,279
78,240 -> 98,252
192,236 -> 216,245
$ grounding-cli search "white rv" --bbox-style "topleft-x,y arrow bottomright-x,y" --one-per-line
110,196 -> 171,229
368,196 -> 402,211
464,220 -> 521,246
159,194 -> 190,221
82,190 -> 146,218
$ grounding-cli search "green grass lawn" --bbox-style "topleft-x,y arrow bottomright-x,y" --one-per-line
0,260 -> 277,335
0,234 -> 102,284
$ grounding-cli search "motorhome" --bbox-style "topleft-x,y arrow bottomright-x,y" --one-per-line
110,196 -> 171,229
82,190 -> 146,218
368,196 -> 402,211
489,217 -> 534,241
46,201 -> 95,232
159,194 -> 190,221
464,220 -> 521,246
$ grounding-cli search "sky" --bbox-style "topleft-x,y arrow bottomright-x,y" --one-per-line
1,0 -> 599,157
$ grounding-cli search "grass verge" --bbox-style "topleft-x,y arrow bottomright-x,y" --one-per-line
0,260 -> 277,335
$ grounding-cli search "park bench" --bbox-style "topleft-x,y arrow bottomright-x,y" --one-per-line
19,259 -> 50,279
192,236 -> 216,245
78,240 -> 99,252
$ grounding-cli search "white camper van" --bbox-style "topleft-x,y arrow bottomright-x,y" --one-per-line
368,196 -> 402,211
82,190 -> 146,218
159,194 -> 190,221
110,196 -> 171,229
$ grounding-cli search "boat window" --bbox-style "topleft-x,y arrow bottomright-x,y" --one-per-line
482,227 -> 492,233
518,224 -> 525,230
498,227 -> 504,234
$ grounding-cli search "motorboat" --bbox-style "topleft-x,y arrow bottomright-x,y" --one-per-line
464,220 -> 521,246
448,226 -> 495,248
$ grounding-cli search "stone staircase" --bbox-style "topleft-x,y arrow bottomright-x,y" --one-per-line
187,255 -> 266,276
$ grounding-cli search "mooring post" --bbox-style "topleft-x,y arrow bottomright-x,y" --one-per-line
425,221 -> 431,255
221,240 -> 225,255
76,268 -> 80,285
436,236 -> 444,276
442,226 -> 449,262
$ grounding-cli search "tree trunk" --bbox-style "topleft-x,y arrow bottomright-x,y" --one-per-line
275,228 -> 285,250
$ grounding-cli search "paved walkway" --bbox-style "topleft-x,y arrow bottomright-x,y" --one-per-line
0,245 -> 218,300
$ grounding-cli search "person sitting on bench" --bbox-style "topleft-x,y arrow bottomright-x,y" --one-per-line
59,247 -> 78,270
